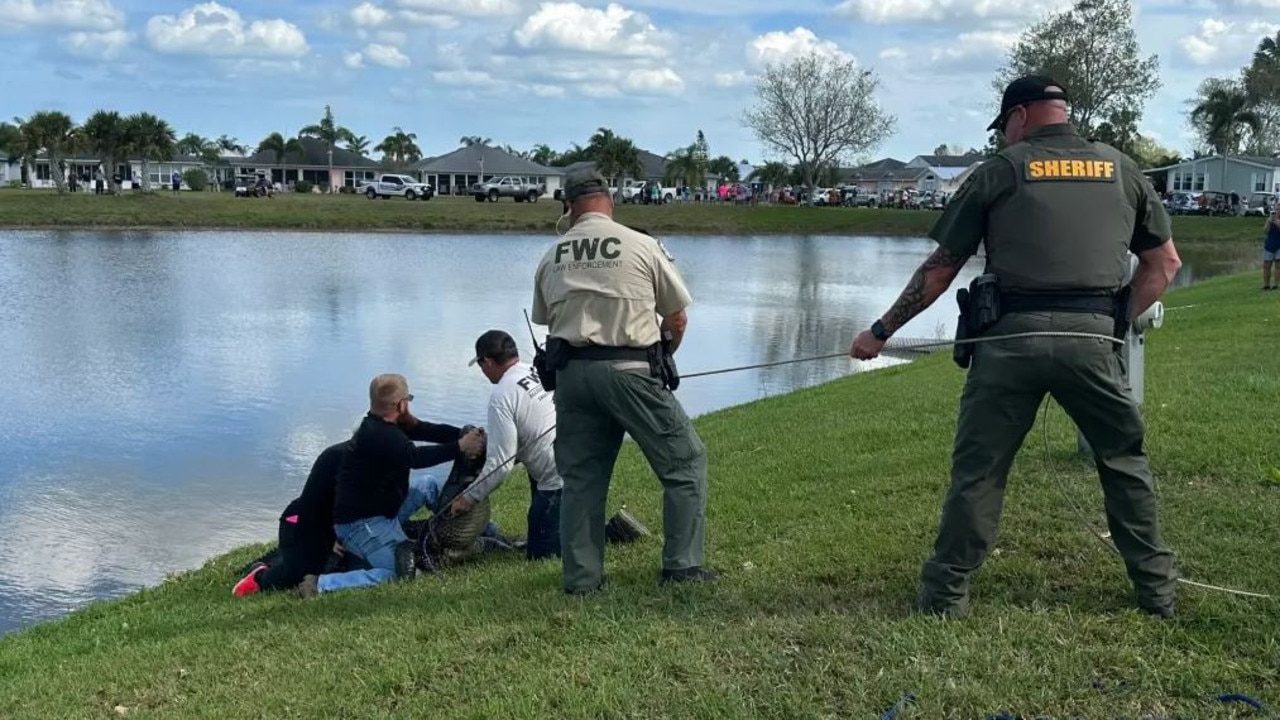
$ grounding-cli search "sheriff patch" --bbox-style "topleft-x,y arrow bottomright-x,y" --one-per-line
1024,158 -> 1117,182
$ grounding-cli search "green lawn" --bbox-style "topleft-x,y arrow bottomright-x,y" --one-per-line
1,273 -> 1277,718
0,188 -> 1269,242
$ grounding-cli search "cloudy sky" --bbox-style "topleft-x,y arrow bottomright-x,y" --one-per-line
2,0 -> 1275,165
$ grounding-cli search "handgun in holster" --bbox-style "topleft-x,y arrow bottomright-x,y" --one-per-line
647,331 -> 681,391
953,274 -> 1002,370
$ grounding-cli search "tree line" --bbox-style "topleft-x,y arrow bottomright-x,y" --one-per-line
736,0 -> 1194,196
1187,33 -> 1280,156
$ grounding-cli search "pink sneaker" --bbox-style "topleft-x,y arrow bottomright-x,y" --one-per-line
232,564 -> 267,597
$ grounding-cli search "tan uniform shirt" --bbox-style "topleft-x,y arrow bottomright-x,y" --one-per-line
532,212 -> 692,348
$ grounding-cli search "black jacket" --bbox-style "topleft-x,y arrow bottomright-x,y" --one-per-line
332,414 -> 462,524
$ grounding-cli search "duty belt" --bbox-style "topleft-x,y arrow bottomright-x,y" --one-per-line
1000,292 -> 1115,317
566,344 -> 654,362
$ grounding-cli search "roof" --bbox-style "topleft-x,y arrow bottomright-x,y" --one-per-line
931,166 -> 971,180
1140,154 -> 1280,173
842,162 -> 931,182
241,137 -> 380,169
412,144 -> 561,176
561,149 -> 670,179
860,157 -> 906,171
908,153 -> 986,169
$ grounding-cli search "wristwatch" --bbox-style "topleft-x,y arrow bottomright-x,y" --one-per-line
870,319 -> 891,341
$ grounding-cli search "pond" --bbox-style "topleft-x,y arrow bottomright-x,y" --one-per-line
0,229 -> 1251,635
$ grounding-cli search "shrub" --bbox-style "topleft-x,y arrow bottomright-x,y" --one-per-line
294,180 -> 313,194
182,168 -> 208,191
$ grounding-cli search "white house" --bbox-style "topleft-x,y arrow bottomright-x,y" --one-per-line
0,152 -> 21,185
1145,155 -> 1280,197
905,153 -> 987,194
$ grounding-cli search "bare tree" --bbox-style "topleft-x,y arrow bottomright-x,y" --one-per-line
742,51 -> 895,203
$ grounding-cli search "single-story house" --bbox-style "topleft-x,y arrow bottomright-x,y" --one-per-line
905,153 -> 986,194
841,158 -> 930,193
19,152 -> 245,190
0,151 -> 21,185
239,137 -> 381,189
1143,154 -> 1280,198
562,148 -> 673,188
412,144 -> 563,197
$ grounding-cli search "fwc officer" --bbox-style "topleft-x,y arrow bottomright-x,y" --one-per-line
851,76 -> 1184,619
531,166 -> 717,595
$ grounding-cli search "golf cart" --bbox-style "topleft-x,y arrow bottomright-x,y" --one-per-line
235,173 -> 274,198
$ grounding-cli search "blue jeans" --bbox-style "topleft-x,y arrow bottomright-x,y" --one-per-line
527,484 -> 562,560
317,475 -> 499,594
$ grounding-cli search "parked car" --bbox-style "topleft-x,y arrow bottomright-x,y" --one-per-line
360,174 -> 434,200
472,176 -> 543,202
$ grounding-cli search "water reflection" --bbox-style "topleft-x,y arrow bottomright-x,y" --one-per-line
0,229 -> 1240,635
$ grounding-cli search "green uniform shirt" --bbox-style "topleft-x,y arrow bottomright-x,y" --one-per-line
930,124 -> 1172,292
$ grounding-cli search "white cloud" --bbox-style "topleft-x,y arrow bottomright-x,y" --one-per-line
927,29 -> 1017,63
526,83 -> 566,97
434,69 -> 497,85
395,0 -> 521,16
625,67 -> 684,94
748,27 -> 855,68
1177,17 -> 1280,66
399,9 -> 459,28
714,70 -> 752,87
351,1 -> 390,27
835,0 -> 1071,24
513,2 -> 670,58
0,0 -> 123,31
376,30 -> 408,46
60,28 -> 131,58
364,42 -> 411,68
879,46 -> 908,61
344,50 -> 365,68
145,2 -> 309,58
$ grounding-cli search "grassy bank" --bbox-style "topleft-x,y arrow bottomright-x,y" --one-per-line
1,273 -> 1277,718
0,188 -> 1268,242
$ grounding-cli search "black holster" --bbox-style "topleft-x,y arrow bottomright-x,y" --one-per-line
533,337 -> 570,392
652,331 -> 680,391
1112,285 -> 1133,340
953,287 -> 972,369
953,274 -> 1001,369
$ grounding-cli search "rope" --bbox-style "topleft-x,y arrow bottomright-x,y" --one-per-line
1040,402 -> 1275,600
683,330 -> 1124,380
442,328 -> 1273,601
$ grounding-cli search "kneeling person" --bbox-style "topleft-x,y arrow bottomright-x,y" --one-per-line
451,330 -> 564,560
308,374 -> 484,596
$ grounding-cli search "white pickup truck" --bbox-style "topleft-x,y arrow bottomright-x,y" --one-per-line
622,179 -> 675,204
361,174 -> 434,200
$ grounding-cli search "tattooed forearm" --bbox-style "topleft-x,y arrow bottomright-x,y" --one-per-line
880,246 -> 969,334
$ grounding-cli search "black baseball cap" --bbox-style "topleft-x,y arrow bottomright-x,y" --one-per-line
468,329 -> 518,366
987,75 -> 1070,132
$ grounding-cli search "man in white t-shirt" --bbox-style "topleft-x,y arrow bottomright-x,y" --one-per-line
452,330 -> 564,560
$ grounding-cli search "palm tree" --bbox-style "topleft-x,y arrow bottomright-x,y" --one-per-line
256,132 -> 305,186
1192,85 -> 1263,155
748,161 -> 791,189
216,134 -> 249,155
707,155 -> 739,183
80,110 -> 128,193
529,143 -> 556,166
459,135 -> 491,147
374,127 -> 422,166
345,134 -> 370,157
587,127 -> 643,192
299,105 -> 355,192
124,113 -> 176,192
24,110 -> 78,193
663,144 -> 700,188
7,117 -> 39,187
176,132 -> 209,157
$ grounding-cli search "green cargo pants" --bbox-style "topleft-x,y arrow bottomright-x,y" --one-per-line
919,310 -> 1177,614
553,358 -> 709,593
